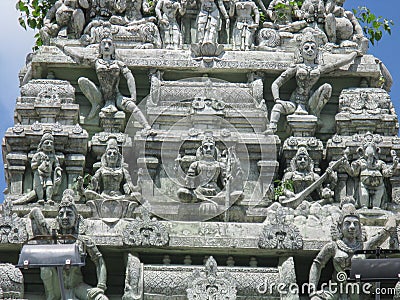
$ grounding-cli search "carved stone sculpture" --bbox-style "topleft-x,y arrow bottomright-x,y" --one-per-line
259,207 -> 303,249
309,203 -> 398,299
83,139 -> 141,203
280,147 -> 337,208
186,256 -> 237,300
13,131 -> 62,205
39,0 -> 89,45
265,31 -> 357,134
229,0 -> 259,50
264,0 -> 307,31
155,0 -> 187,49
342,133 -> 399,209
0,201 -> 28,244
122,203 -> 169,246
68,33 -> 155,135
324,0 -> 369,53
122,254 -> 143,300
177,132 -> 244,207
195,0 -> 229,44
0,263 -> 24,299
29,190 -> 109,300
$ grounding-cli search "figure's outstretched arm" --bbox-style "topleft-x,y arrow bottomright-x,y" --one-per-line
29,207 -> 51,236
365,215 -> 398,249
320,52 -> 357,74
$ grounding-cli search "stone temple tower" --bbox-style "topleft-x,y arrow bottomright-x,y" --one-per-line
0,0 -> 399,299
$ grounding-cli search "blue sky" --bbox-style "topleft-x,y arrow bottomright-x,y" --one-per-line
0,0 -> 398,199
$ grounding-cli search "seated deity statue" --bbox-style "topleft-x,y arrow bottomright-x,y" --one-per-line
229,0 -> 260,50
300,0 -> 326,26
265,31 -> 357,134
324,0 -> 369,53
263,0 -> 307,32
309,202 -> 398,299
177,133 -> 243,205
82,0 -> 161,48
29,190 -> 108,300
66,32 -> 156,135
13,131 -> 62,206
39,0 -> 89,45
280,147 -> 336,208
155,0 -> 187,50
342,134 -> 398,209
195,0 -> 229,44
83,139 -> 141,202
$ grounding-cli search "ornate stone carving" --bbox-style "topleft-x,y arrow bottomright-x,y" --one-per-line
259,207 -> 303,249
65,33 -> 155,135
0,263 -> 24,299
39,0 -> 88,45
29,190 -> 109,300
122,204 -> 169,246
13,131 -> 63,205
186,256 -> 237,300
336,88 -> 399,136
342,132 -> 399,209
176,132 -> 244,209
82,138 -> 141,203
155,0 -> 187,50
281,147 -> 338,208
265,31 -> 357,134
0,201 -> 28,244
309,203 -> 397,299
229,0 -> 259,51
122,254 -> 143,300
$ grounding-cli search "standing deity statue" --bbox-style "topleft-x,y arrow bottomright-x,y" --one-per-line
309,203 -> 398,299
229,0 -> 260,50
342,134 -> 398,209
155,0 -> 187,49
280,147 -> 336,208
65,32 -> 156,135
265,31 -> 357,134
13,132 -> 62,205
82,139 -> 141,201
324,0 -> 369,53
39,0 -> 89,45
29,190 -> 108,300
195,0 -> 229,44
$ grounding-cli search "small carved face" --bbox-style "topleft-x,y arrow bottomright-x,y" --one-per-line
100,38 -> 115,58
42,139 -> 54,152
341,216 -> 361,240
106,148 -> 119,165
202,141 -> 215,157
296,153 -> 310,170
58,207 -> 77,230
301,41 -> 317,61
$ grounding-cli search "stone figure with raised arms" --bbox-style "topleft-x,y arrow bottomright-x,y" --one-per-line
265,31 -> 357,134
29,190 -> 109,300
342,133 -> 399,209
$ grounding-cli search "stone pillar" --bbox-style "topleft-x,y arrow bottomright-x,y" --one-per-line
336,173 -> 348,202
65,154 -> 86,189
286,114 -> 318,137
5,153 -> 28,196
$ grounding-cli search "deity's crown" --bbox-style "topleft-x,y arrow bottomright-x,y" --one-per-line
202,131 -> 215,145
106,138 -> 119,150
295,146 -> 309,157
99,22 -> 113,41
300,31 -> 317,46
41,129 -> 54,142
339,203 -> 360,224
59,189 -> 76,209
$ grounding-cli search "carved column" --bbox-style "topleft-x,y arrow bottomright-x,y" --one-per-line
65,154 -> 85,189
5,153 -> 28,196
336,173 -> 349,202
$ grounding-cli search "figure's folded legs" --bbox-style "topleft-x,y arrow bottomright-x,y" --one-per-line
308,83 -> 332,117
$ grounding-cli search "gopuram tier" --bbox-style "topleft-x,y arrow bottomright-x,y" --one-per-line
1,0 -> 399,299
